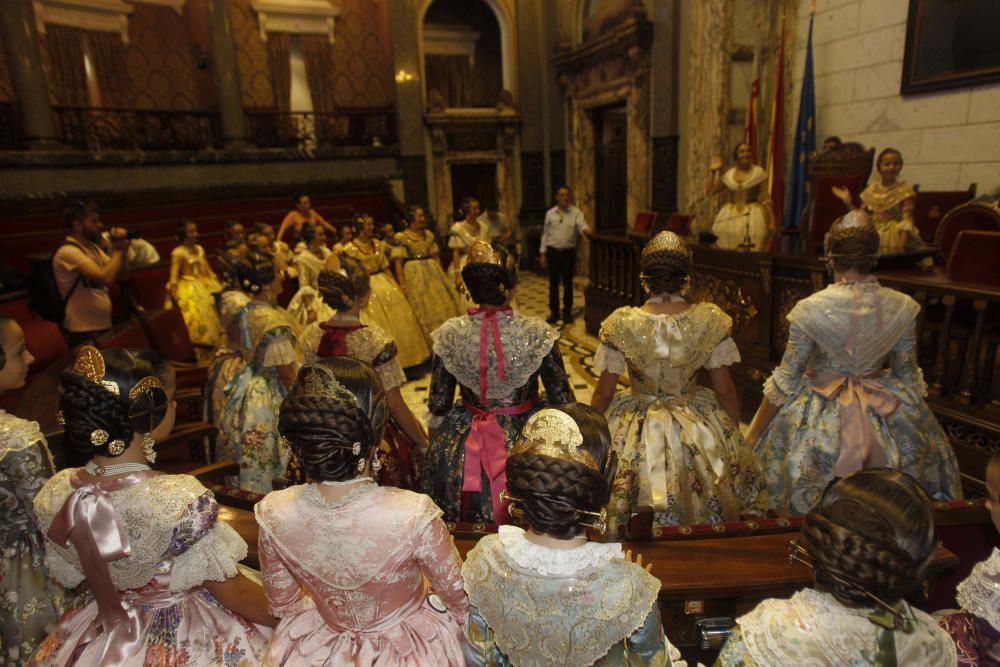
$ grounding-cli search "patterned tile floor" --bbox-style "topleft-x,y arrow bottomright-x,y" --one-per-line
400,273 -> 599,417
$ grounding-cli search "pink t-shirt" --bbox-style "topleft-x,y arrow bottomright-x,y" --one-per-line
53,238 -> 113,333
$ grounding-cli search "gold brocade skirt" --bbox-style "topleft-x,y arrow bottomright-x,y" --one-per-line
361,272 -> 431,368
403,258 -> 463,337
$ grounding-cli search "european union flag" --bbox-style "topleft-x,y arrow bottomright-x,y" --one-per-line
783,14 -> 816,230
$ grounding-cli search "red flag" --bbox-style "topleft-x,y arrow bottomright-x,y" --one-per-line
744,77 -> 760,163
766,16 -> 786,244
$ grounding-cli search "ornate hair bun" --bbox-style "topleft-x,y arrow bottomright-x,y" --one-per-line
290,362 -> 359,406
511,409 -> 600,472
824,210 -> 879,259
465,240 -> 502,267
642,231 -> 690,262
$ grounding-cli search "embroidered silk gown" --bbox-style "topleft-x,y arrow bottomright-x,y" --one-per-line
255,484 -> 468,666
462,526 -> 678,666
298,317 -> 420,489
447,220 -> 491,310
859,181 -> 922,254
204,290 -> 251,426
167,244 -> 224,348
341,240 -> 430,368
939,548 -> 1000,666
0,412 -> 65,665
219,301 -> 301,494
392,230 -> 462,338
28,471 -> 266,666
421,311 -> 574,523
715,588 -> 957,666
596,304 -> 767,536
712,166 -> 772,251
286,247 -> 334,331
756,280 -> 961,515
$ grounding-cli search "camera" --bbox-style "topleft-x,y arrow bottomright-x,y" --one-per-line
111,229 -> 141,241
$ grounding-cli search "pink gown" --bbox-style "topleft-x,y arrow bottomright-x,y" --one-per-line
255,483 -> 469,666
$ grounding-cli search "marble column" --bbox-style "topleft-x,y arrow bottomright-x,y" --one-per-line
206,0 -> 248,147
0,0 -> 61,148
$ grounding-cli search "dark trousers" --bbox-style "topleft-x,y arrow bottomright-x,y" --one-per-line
547,247 -> 576,318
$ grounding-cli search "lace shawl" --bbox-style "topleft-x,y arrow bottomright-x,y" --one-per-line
860,181 -> 916,216
721,165 -> 767,192
787,282 -> 918,375
34,471 -> 247,592
255,484 -> 441,591
431,313 -> 557,400
462,532 -> 661,667
497,526 -> 623,577
957,548 -> 1000,632
301,320 -> 406,390
236,302 -> 299,366
0,410 -> 49,462
737,588 -> 956,666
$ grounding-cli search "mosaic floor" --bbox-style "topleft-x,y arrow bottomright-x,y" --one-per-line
400,273 -> 599,416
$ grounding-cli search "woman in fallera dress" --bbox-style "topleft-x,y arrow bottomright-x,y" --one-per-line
0,315 -> 65,664
708,142 -> 774,251
286,223 -> 334,331
341,214 -> 430,368
28,346 -> 272,666
448,199 -> 492,310
294,257 -> 427,489
746,211 -> 960,515
257,357 -> 468,666
422,241 -> 575,523
463,404 -> 683,666
591,231 -> 767,536
204,247 -> 251,426
392,205 -> 463,338
217,251 -> 301,494
166,221 -> 224,348
715,469 -> 957,666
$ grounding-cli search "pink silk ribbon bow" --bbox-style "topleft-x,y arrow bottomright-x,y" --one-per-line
462,396 -> 539,524
467,305 -> 513,400
808,371 -> 900,477
48,473 -> 145,666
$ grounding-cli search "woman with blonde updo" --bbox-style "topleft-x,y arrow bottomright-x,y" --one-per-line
716,469 -> 957,666
29,346 -> 271,665
746,211 -> 960,514
257,357 -> 468,666
591,231 -> 766,536
463,404 -> 683,666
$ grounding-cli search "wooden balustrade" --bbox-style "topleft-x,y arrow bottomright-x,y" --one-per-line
244,108 -> 397,150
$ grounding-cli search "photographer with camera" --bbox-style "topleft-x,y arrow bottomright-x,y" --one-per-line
53,200 -> 131,348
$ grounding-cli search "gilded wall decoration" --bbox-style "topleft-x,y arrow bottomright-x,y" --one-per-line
125,5 -> 201,110
228,0 -> 276,109
689,272 -> 758,332
331,0 -> 394,108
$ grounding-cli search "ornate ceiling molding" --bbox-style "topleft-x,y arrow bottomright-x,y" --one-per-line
251,0 -> 341,44
34,0 -> 134,42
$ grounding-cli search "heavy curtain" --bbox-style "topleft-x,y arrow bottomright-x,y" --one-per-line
87,31 -> 129,107
267,32 -> 291,111
300,34 -> 335,112
425,54 -> 472,108
46,25 -> 88,106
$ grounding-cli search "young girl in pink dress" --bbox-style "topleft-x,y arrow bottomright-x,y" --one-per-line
257,357 -> 468,666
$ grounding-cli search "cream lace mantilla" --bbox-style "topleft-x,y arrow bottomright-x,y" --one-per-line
737,587 -> 956,666
463,532 -> 660,667
498,525 -> 623,577
957,548 -> 1000,632
721,165 -> 767,191
0,410 -> 47,460
431,313 -> 557,400
788,282 -> 919,375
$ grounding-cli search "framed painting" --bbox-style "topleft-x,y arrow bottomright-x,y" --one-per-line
901,0 -> 1000,95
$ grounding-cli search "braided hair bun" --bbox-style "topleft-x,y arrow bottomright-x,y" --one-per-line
462,243 -> 517,306
802,469 -> 936,606
59,347 -> 170,460
825,211 -> 880,273
640,231 -> 692,296
506,403 -> 617,539
232,250 -> 276,295
278,357 -> 387,482
317,255 -> 370,311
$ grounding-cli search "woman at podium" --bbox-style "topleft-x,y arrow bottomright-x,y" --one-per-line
709,142 -> 774,251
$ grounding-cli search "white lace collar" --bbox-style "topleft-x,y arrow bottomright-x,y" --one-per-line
0,410 -> 46,459
957,548 -> 1000,632
498,525 -> 622,576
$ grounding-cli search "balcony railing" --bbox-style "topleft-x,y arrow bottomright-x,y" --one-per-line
245,108 -> 397,150
54,106 -> 223,151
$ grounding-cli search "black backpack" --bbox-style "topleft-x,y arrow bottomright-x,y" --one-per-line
27,241 -> 82,323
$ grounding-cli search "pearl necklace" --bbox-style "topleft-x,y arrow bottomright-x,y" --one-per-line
84,461 -> 152,477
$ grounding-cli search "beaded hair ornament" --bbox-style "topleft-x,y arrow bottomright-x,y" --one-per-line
465,239 -> 503,268
824,210 -> 880,262
65,345 -> 165,455
639,231 -> 692,294
502,409 -> 607,531
280,362 -> 368,464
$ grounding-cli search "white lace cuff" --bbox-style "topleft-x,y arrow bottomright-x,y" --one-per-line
498,525 -> 622,576
45,546 -> 85,588
169,522 -> 247,592
593,344 -> 626,376
762,375 -> 789,407
262,338 -> 298,368
957,549 -> 1000,632
705,337 -> 740,369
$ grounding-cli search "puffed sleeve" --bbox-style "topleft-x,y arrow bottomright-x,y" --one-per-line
593,343 -> 626,376
713,624 -> 756,666
762,323 -> 814,406
463,605 -> 510,666
705,337 -> 741,369
258,525 -> 307,618
372,342 -> 406,391
391,234 -> 409,260
889,325 -> 928,397
45,543 -> 86,589
261,326 -> 298,368
4,441 -> 53,527
448,226 -> 464,249
427,354 -> 457,429
412,498 -> 469,626
299,323 -> 323,364
539,343 -> 575,405
168,493 -> 248,592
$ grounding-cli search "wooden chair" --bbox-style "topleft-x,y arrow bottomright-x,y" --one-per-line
936,201 -> 1000,261
799,142 -> 875,254
126,263 -> 171,313
913,183 -> 976,244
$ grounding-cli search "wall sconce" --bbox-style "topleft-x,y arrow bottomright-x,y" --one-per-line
395,69 -> 416,83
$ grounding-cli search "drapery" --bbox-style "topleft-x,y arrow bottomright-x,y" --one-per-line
267,32 -> 291,111
46,25 -> 88,106
87,31 -> 129,107
300,34 -> 335,113
425,54 -> 472,108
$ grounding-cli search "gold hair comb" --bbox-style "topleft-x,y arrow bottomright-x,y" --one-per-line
511,409 -> 600,472
72,345 -> 120,396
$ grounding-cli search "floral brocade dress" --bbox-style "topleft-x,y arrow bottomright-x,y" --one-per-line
392,230 -> 463,338
219,301 -> 301,494
255,484 -> 469,666
859,181 -> 923,255
596,304 -> 767,537
341,240 -> 430,368
297,317 -> 421,489
167,244 -> 224,348
421,312 -> 574,523
0,412 -> 65,666
756,280 -> 961,515
29,471 -> 266,666
204,290 -> 251,426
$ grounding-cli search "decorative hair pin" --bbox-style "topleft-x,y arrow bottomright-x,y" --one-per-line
788,539 -> 914,632
511,409 -> 600,472
293,364 -> 358,405
72,345 -> 120,396
499,488 -> 607,533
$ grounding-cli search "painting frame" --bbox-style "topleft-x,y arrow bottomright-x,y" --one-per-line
901,0 -> 1000,96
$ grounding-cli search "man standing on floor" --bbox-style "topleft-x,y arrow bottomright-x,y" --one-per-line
540,186 -> 589,325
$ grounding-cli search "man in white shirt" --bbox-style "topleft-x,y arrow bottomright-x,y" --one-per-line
53,201 -> 130,348
101,231 -> 160,268
540,186 -> 589,325
477,200 -> 515,248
